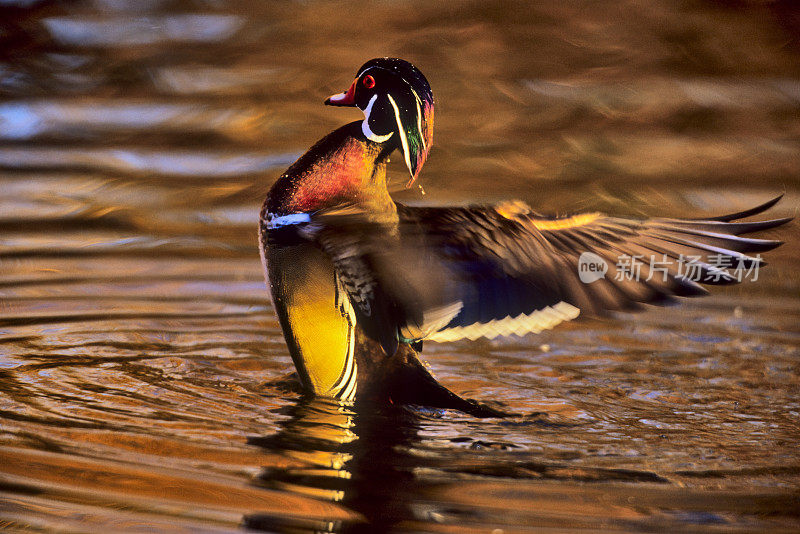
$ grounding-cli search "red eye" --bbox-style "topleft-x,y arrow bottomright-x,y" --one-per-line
362,75 -> 375,89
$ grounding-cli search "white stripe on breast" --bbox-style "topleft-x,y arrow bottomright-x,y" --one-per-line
264,212 -> 312,229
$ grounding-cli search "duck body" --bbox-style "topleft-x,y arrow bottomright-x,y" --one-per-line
260,121 -> 391,401
260,58 -> 790,414
261,118 -> 489,412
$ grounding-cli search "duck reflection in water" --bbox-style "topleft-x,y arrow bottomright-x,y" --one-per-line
244,395 -> 429,533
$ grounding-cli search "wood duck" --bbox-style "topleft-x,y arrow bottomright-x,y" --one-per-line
260,58 -> 791,416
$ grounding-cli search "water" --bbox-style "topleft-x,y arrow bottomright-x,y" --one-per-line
1,1 -> 799,532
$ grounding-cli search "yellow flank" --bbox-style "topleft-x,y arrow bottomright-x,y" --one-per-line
531,212 -> 601,231
267,243 -> 356,398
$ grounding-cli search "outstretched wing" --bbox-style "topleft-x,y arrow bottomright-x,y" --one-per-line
281,195 -> 789,351
397,195 -> 791,342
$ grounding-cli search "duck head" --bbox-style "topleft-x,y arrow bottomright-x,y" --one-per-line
325,57 -> 434,186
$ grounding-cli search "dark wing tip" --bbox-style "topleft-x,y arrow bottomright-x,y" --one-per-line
703,194 -> 784,222
755,239 -> 783,252
672,276 -> 710,297
732,216 -> 793,235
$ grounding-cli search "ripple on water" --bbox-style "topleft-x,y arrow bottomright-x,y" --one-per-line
42,15 -> 246,46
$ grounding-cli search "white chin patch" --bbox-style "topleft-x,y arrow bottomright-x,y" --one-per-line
362,94 -> 393,143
